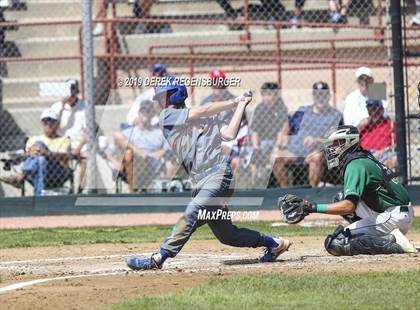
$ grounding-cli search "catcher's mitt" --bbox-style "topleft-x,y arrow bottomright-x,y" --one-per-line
278,194 -> 315,224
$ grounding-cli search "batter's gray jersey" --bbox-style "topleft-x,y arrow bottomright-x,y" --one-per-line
159,108 -> 230,177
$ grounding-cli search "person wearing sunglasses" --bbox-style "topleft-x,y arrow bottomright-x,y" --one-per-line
1,109 -> 71,195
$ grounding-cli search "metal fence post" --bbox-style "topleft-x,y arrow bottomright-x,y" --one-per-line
390,0 -> 408,184
81,0 -> 97,192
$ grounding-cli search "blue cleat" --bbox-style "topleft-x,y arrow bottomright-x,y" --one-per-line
259,238 -> 291,263
126,254 -> 163,271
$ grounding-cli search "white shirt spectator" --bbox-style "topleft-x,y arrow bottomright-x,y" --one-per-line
343,89 -> 388,126
50,99 -> 86,150
126,88 -> 155,126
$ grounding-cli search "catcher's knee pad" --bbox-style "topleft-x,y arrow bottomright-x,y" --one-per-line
324,225 -> 352,256
324,226 -> 404,256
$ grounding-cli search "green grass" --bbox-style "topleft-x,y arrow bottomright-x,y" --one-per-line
104,271 -> 420,310
1,218 -> 419,249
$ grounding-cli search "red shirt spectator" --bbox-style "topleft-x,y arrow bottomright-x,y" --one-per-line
360,118 -> 396,151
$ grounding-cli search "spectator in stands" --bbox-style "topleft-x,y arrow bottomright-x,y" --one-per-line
271,81 -> 343,187
50,80 -> 86,193
216,0 -> 296,29
201,69 -> 248,172
126,63 -> 167,127
0,109 -> 71,195
343,67 -> 388,128
359,99 -> 397,169
133,0 -> 172,34
114,100 -> 168,192
290,0 -> 306,26
411,0 -> 420,26
93,0 -> 171,36
215,0 -> 244,30
329,0 -> 351,24
93,0 -> 110,36
249,82 -> 288,184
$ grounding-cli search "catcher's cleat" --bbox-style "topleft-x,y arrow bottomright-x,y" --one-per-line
259,238 -> 291,263
126,254 -> 163,271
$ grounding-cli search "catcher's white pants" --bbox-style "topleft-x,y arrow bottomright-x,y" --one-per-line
346,203 -> 414,236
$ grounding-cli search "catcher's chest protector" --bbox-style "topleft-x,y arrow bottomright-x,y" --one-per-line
340,150 -> 396,198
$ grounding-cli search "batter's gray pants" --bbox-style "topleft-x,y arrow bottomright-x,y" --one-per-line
160,167 -> 266,257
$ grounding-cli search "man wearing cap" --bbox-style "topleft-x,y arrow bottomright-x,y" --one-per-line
126,64 -> 167,127
343,67 -> 388,127
249,82 -> 288,185
272,81 -> 343,187
0,109 -> 71,195
50,80 -> 86,192
359,99 -> 397,169
201,69 -> 247,173
114,100 -> 168,192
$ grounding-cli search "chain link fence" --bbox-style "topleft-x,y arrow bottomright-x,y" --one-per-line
403,0 -> 420,185
0,0 -> 418,197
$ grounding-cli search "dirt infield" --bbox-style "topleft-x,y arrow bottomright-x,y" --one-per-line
1,235 -> 419,310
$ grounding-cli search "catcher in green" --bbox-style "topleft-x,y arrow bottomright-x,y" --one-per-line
279,125 -> 416,256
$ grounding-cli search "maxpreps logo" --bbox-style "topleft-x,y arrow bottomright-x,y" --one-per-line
197,209 -> 259,221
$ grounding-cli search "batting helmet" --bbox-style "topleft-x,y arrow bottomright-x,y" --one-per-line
151,63 -> 167,77
153,75 -> 188,106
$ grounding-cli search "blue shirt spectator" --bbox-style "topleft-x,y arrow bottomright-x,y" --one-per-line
288,105 -> 342,157
272,81 -> 343,188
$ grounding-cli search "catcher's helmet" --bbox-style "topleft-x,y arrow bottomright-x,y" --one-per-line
152,76 -> 188,106
323,125 -> 360,170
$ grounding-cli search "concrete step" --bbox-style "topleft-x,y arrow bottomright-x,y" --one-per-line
2,75 -> 79,101
5,20 -> 81,40
2,96 -> 60,109
5,27 -> 362,62
4,59 -> 81,78
11,36 -> 104,57
4,0 -> 81,20
123,27 -> 383,55
4,0 -> 340,21
117,0 -> 331,17
3,14 -> 383,43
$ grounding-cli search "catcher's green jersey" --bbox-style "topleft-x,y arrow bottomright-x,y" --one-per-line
343,157 -> 410,213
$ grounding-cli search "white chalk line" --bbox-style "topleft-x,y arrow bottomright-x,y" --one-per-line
0,252 -> 247,266
0,271 -> 125,294
0,252 -> 252,294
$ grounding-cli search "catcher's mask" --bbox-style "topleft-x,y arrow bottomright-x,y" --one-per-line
323,125 -> 360,170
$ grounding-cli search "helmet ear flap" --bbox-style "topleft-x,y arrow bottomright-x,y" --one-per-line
168,85 -> 188,105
